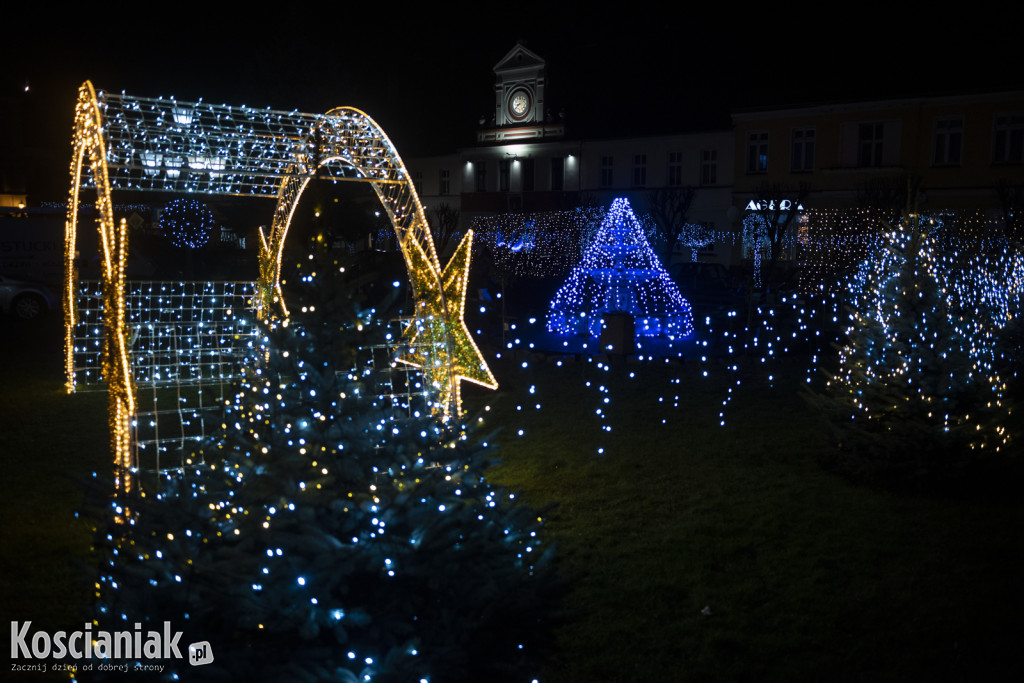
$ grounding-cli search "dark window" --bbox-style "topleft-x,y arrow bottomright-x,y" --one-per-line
933,118 -> 963,165
551,157 -> 564,191
701,150 -> 717,185
994,113 -> 1024,163
791,128 -> 815,172
520,159 -> 535,192
499,159 -> 511,192
747,132 -> 768,173
633,153 -> 647,186
858,122 -> 884,167
668,151 -> 683,186
600,155 -> 614,187
474,163 -> 486,192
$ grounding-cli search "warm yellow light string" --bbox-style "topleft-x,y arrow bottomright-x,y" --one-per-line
64,81 -> 136,493
63,85 -> 95,394
395,230 -> 498,417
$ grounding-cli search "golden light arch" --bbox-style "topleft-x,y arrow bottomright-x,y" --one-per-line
65,81 -> 135,490
260,106 -> 442,313
257,105 -> 497,414
64,82 -> 496,486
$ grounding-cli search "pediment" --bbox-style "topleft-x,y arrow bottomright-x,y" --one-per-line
493,43 -> 546,75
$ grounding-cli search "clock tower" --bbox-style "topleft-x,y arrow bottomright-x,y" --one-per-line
477,43 -> 565,143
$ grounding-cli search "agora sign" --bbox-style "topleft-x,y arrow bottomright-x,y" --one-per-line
745,199 -> 805,212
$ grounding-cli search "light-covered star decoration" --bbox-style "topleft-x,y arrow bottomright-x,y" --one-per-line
396,229 -> 498,418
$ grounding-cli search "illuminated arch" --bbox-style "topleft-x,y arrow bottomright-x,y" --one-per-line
63,83 -> 496,482
258,107 -> 496,416
259,107 -> 442,314
64,81 -> 135,491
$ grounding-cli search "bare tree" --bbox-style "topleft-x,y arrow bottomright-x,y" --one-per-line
644,186 -> 695,266
857,174 -> 923,227
743,181 -> 810,291
430,202 -> 461,253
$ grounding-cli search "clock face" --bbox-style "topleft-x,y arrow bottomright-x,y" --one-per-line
509,91 -> 530,119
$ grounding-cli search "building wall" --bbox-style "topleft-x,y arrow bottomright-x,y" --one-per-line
407,55 -> 1023,274
409,130 -> 736,265
731,91 -> 1024,211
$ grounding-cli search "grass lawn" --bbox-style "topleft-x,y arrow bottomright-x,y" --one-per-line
1,313 -> 109,681
3,310 -> 1023,681
480,349 -> 1024,682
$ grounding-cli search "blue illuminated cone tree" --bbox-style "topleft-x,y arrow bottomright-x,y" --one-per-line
90,240 -> 554,682
546,197 -> 694,339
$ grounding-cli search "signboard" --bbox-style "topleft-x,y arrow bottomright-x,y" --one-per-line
745,199 -> 805,212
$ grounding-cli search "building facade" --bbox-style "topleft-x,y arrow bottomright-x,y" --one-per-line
731,91 -> 1024,213
408,44 -> 1024,270
409,43 -> 736,265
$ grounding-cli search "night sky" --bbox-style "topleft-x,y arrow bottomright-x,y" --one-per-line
2,7 -> 1020,197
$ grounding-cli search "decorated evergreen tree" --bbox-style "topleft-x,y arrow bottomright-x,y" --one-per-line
89,239 -> 554,682
806,215 -> 1012,487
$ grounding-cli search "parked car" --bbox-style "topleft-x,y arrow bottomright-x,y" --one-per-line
0,276 -> 58,320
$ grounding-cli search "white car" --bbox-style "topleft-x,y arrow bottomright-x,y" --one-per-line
0,276 -> 57,320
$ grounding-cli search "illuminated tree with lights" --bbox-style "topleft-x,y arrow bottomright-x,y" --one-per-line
806,215 -> 1012,487
547,198 -> 694,339
91,241 -> 554,682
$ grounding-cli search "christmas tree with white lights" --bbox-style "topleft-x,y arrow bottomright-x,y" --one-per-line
807,214 -> 1011,486
90,239 -> 554,682
546,197 -> 694,339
